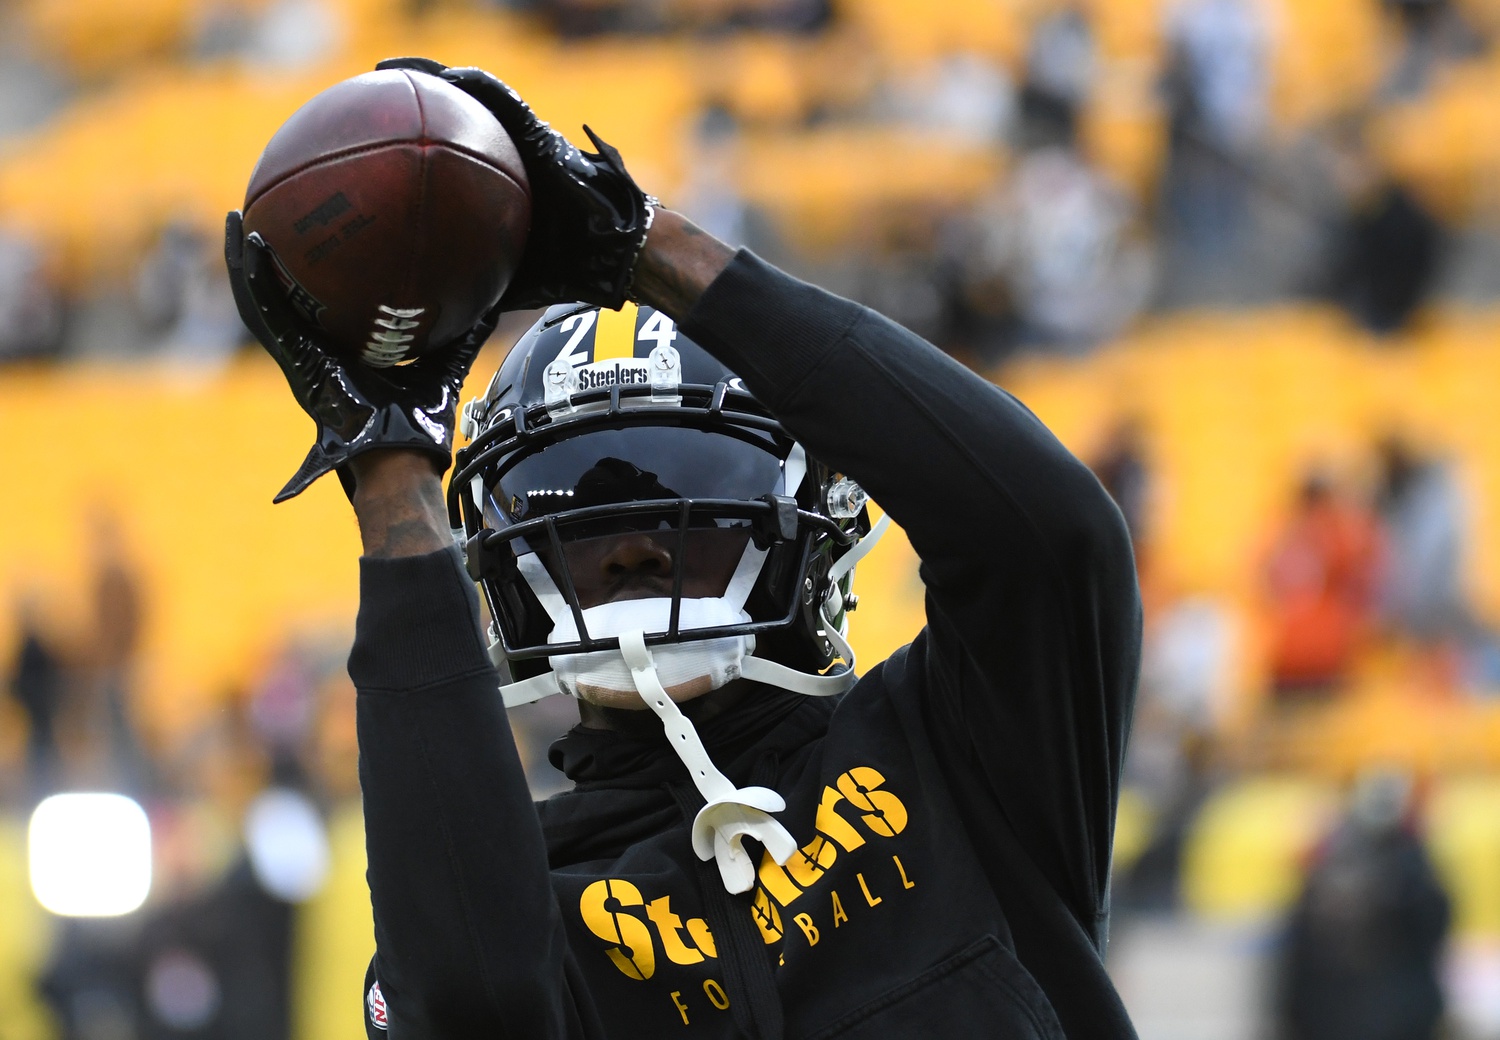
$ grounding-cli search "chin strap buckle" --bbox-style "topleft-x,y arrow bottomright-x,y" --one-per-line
617,630 -> 797,893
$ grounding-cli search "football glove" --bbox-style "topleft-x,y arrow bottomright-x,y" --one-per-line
224,210 -> 494,503
375,56 -> 657,312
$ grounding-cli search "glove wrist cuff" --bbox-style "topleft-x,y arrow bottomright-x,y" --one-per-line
622,195 -> 661,305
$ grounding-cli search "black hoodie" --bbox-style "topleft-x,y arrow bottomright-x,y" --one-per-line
352,252 -> 1142,1039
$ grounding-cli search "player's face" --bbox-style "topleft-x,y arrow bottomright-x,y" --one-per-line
537,526 -> 753,710
483,428 -> 786,710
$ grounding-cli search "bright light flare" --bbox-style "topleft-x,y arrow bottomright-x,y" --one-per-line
29,793 -> 152,917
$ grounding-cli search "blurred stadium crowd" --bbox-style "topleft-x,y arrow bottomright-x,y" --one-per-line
6,0 -> 1500,1036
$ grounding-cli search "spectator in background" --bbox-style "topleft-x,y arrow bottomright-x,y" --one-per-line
134,855 -> 296,1039
1370,432 -> 1500,687
1324,123 -> 1445,336
542,0 -> 643,37
246,0 -> 343,67
1277,766 -> 1450,1040
671,107 -> 757,250
852,204 -> 967,350
961,5 -> 1151,353
0,228 -> 63,363
1263,471 -> 1385,700
86,507 -> 152,792
1159,0 -> 1271,297
720,0 -> 834,34
969,131 -> 1153,352
1116,595 -> 1232,913
1018,1 -> 1096,150
1381,0 -> 1487,102
1375,433 -> 1473,642
8,593 -> 66,798
1092,416 -> 1152,556
882,50 -> 1015,146
136,223 -> 246,367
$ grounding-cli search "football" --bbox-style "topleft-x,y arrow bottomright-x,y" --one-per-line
242,69 -> 530,366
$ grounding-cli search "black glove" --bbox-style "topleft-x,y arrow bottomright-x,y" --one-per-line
224,210 -> 494,503
375,56 -> 656,311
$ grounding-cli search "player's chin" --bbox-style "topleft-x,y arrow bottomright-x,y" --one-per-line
575,673 -> 716,710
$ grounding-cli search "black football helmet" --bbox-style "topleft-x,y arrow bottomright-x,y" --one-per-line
448,302 -> 876,692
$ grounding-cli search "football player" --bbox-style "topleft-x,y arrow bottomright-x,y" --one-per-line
225,58 -> 1142,1040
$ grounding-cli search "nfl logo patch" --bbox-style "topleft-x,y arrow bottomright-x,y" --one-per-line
367,980 -> 388,1030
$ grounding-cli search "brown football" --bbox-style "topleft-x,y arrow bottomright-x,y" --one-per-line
242,69 -> 530,366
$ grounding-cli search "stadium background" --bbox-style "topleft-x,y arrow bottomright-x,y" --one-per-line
3,0 -> 1500,1035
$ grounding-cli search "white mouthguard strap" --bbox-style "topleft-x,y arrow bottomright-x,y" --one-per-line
617,630 -> 797,894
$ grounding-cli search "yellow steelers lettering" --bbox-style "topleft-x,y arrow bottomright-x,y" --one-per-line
815,784 -> 867,852
857,872 -> 883,907
836,767 -> 909,838
786,833 -> 837,888
579,879 -> 657,980
757,851 -> 803,907
686,917 -> 717,958
894,854 -> 916,889
751,886 -> 785,944
670,991 -> 690,1025
793,913 -> 820,947
646,896 -> 705,965
704,979 -> 731,1011
831,890 -> 849,927
593,302 -> 638,361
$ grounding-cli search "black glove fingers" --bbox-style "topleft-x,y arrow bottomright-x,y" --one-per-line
374,56 -> 450,76
225,211 -> 276,347
439,66 -> 540,141
234,231 -> 317,352
581,125 -> 624,171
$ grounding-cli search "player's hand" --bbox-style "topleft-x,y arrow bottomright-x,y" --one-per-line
375,56 -> 656,312
224,210 -> 494,503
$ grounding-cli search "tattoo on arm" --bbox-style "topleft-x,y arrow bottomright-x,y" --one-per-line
630,211 -> 735,320
350,454 -> 452,559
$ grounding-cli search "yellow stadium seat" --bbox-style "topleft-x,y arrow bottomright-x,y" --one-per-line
0,817 -> 54,1040
21,0 -> 199,78
1181,776 -> 1337,920
292,805 -> 374,1040
1267,0 -> 1386,129
835,0 -> 1023,68
734,128 -> 1004,252
1428,777 -> 1500,938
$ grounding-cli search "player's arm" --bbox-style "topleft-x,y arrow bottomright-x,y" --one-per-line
225,217 -> 602,1037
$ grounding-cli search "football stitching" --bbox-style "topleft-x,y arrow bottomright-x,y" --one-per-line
244,140 -> 527,211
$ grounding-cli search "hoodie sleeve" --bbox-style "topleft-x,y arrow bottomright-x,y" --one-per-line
349,545 -> 604,1039
681,251 -> 1142,936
